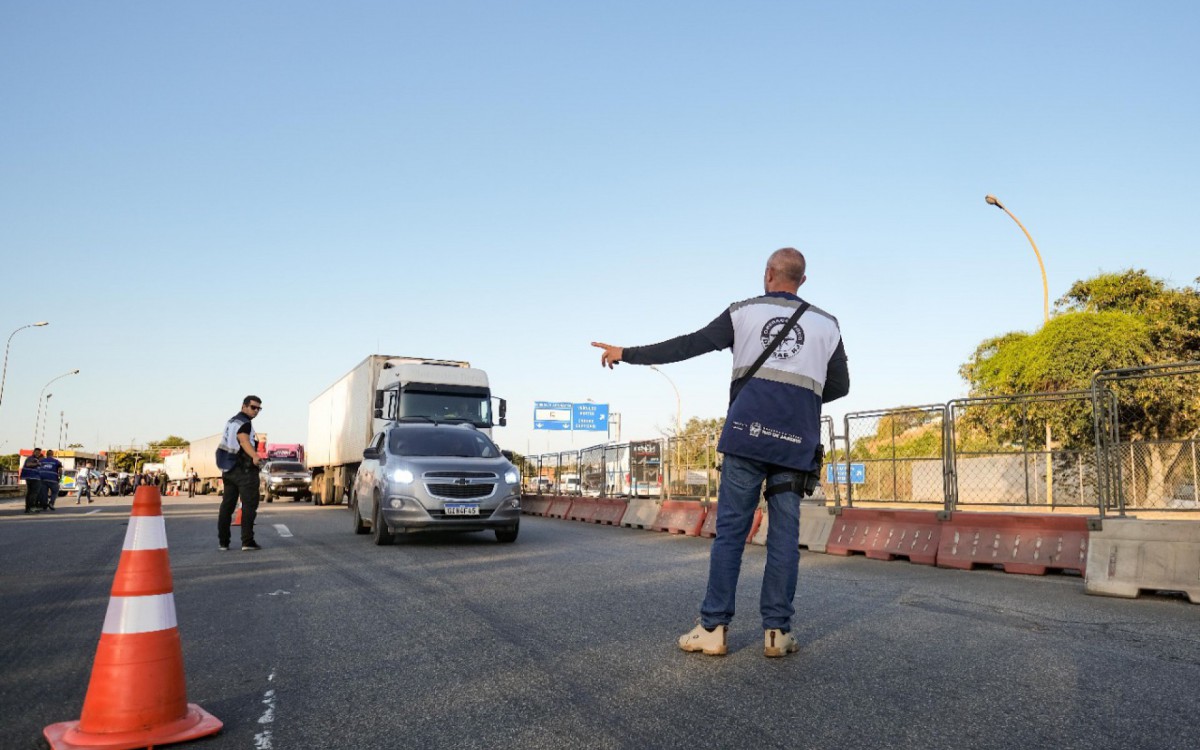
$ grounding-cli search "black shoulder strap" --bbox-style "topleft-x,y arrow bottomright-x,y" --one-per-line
744,301 -> 810,383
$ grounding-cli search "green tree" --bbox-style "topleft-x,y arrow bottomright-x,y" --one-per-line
0,454 -> 18,472
958,270 -> 1200,501
149,435 -> 190,449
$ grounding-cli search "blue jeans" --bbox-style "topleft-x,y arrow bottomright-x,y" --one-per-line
701,454 -> 803,632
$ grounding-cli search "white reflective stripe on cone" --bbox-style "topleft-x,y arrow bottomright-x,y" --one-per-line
122,515 -> 168,551
102,593 -> 178,634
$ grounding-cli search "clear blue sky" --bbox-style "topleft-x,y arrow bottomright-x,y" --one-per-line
1,1 -> 1196,458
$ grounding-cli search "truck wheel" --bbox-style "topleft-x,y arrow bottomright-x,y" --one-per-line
495,524 -> 519,544
372,497 -> 394,546
351,495 -> 369,535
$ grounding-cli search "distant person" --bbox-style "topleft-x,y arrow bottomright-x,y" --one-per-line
157,470 -> 169,495
188,468 -> 198,498
21,448 -> 43,514
40,449 -> 63,511
216,395 -> 264,551
76,462 -> 93,504
591,248 -> 849,658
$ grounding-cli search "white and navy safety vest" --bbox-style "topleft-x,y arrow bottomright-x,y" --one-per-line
216,412 -> 256,471
717,294 -> 842,472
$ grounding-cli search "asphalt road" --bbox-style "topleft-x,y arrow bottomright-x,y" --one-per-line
2,494 -> 1199,750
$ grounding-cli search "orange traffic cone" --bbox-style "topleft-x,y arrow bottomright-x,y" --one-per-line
232,500 -> 243,526
43,486 -> 222,750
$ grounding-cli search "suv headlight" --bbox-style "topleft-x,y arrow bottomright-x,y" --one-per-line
504,469 -> 520,485
392,468 -> 414,484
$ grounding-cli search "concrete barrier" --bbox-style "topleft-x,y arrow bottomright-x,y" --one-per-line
546,496 -> 573,520
1085,518 -> 1200,603
826,508 -> 942,565
750,509 -> 770,546
590,499 -> 628,526
699,504 -> 764,543
621,499 -> 661,529
937,512 -> 1089,575
567,498 -> 598,522
521,495 -> 551,517
651,500 -> 707,536
799,504 -> 837,552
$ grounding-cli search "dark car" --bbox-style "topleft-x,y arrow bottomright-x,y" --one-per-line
259,461 -> 313,502
350,422 -> 521,545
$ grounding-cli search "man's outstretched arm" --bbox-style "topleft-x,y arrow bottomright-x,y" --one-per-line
592,310 -> 734,369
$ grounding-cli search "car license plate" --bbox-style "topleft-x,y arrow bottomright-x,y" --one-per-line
444,503 -> 479,516
283,487 -> 297,493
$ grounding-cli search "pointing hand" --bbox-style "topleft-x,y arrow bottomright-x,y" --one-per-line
591,342 -> 623,369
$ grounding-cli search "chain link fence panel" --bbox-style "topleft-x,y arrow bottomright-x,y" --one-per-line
948,391 -> 1100,509
844,405 -> 947,507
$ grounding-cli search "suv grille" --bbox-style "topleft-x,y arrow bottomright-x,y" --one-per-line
424,471 -> 497,479
426,483 -> 495,499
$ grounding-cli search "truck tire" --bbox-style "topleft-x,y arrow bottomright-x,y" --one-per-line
351,495 -> 369,535
372,497 -> 394,546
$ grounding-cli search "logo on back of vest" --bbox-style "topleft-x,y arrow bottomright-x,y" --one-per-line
760,317 -> 804,359
749,422 -> 762,437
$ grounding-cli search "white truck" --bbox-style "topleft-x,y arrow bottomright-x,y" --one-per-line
184,434 -> 223,494
307,355 -> 506,506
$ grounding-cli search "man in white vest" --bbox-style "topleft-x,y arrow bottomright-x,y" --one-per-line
216,395 -> 264,551
592,248 -> 849,657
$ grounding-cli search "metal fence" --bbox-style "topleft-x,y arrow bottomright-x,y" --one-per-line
520,361 -> 1199,515
843,405 -> 947,508
947,390 -> 1100,508
1094,361 -> 1200,514
524,415 -> 838,502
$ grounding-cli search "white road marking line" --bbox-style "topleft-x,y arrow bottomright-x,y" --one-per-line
83,510 -> 101,516
253,669 -> 276,749
267,590 -> 291,596
273,524 -> 292,538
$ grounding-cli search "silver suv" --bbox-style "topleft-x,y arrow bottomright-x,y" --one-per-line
350,422 -> 521,545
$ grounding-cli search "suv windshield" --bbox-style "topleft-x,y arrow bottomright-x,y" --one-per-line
389,427 -> 500,458
269,462 -> 306,473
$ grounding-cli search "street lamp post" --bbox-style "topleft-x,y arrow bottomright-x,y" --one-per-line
986,194 -> 1053,504
650,366 -> 683,501
649,366 -> 682,435
0,321 -> 49,424
32,369 -> 80,447
36,394 -> 52,446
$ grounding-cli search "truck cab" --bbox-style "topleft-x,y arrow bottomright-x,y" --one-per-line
372,359 -> 506,438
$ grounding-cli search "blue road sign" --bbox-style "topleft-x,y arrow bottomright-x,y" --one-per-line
572,402 -> 609,432
533,401 -> 573,430
825,462 -> 866,485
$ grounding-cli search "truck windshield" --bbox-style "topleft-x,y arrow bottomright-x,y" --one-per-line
399,391 -> 492,427
388,427 -> 501,458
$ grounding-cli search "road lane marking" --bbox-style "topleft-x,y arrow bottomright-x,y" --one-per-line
83,510 -> 101,516
273,524 -> 292,538
254,669 -> 276,749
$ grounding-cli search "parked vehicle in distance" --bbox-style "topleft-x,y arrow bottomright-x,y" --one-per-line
350,422 -> 521,545
558,473 -> 580,494
259,460 -> 312,502
307,354 -> 507,507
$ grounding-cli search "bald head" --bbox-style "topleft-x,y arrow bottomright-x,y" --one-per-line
764,247 -> 806,293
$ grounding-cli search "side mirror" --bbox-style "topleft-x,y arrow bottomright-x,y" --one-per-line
363,447 -> 381,460
374,408 -> 383,419
498,416 -> 507,427
374,391 -> 385,409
